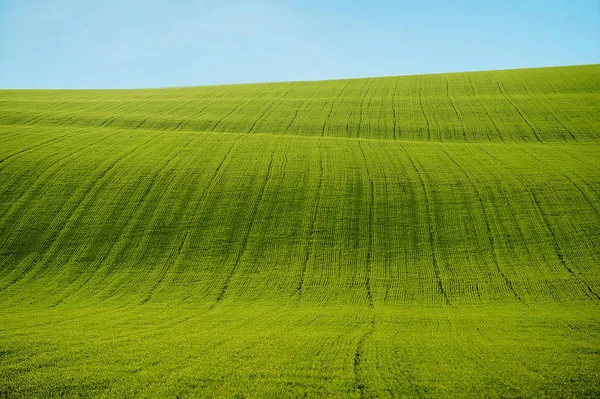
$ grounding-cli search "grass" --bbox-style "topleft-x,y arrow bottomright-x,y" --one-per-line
0,64 -> 599,397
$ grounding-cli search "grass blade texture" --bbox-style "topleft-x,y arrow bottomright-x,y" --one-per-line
0,65 -> 599,398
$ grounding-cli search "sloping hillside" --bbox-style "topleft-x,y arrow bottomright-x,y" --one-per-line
0,65 -> 599,397
1,65 -> 599,142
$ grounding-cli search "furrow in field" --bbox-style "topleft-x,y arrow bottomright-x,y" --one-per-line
142,136 -> 245,302
213,153 -> 275,306
528,190 -> 600,300
64,135 -> 197,303
208,84 -> 278,133
247,84 -> 297,134
0,126 -> 51,149
0,129 -> 116,229
54,137 -> 232,305
517,147 -> 600,220
391,77 -> 400,140
283,85 -> 322,135
441,146 -> 521,301
495,82 -> 543,143
356,79 -> 376,139
376,145 -> 413,303
0,130 -> 119,286
479,147 -> 600,301
321,80 -> 352,137
38,133 -> 181,292
353,314 -> 376,398
445,78 -> 468,141
217,137 -> 293,303
0,131 -> 75,167
397,143 -> 450,304
173,93 -> 233,131
129,136 -> 201,304
465,150 -> 553,300
522,87 -> 579,142
296,144 -> 323,303
0,133 -> 163,295
357,141 -> 375,308
417,82 -> 432,141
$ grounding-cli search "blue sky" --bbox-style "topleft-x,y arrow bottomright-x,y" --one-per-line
1,0 -> 598,88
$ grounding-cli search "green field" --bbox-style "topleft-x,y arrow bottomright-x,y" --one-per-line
0,65 -> 599,397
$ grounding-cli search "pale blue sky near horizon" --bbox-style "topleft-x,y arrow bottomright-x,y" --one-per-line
1,0 -> 598,89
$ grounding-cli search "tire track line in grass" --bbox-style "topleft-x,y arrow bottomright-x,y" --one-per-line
56,133 -> 180,265
321,80 -> 352,137
15,100 -> 74,126
518,81 -> 578,142
0,134 -> 163,294
0,131 -> 74,167
417,81 -> 432,141
66,98 -> 126,129
495,82 -> 543,143
0,129 -> 117,222
375,147 -> 395,303
210,84 -> 276,132
445,78 -> 468,141
0,132 -> 119,285
480,102 -> 506,143
485,182 -> 545,299
466,73 -> 506,142
382,144 -> 431,302
167,98 -> 211,130
92,100 -> 151,129
129,97 -> 199,131
209,96 -> 258,132
517,148 -> 600,220
397,143 -> 450,305
152,98 -> 199,131
95,99 -> 138,127
104,136 -> 200,305
296,143 -> 323,303
45,136 -> 207,305
247,84 -> 298,134
131,136 -> 242,305
71,135 -> 193,301
53,140 -> 192,307
344,80 -> 369,138
558,147 -> 600,174
212,152 -> 275,307
358,141 -> 375,308
356,79 -> 376,139
354,314 -> 375,399
172,91 -> 232,131
237,138 -> 291,297
382,146 -> 416,303
0,127 -> 117,229
479,147 -> 600,301
168,140 -> 249,306
233,142 -> 294,303
441,146 -> 521,301
514,148 -> 600,263
475,148 -> 568,300
0,126 -> 47,148
391,77 -> 400,140
143,136 -> 245,302
17,100 -> 75,125
283,84 -> 321,135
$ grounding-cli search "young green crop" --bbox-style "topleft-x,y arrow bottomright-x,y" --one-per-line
0,65 -> 599,397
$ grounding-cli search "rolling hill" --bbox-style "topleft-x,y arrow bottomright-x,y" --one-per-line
0,65 -> 599,397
